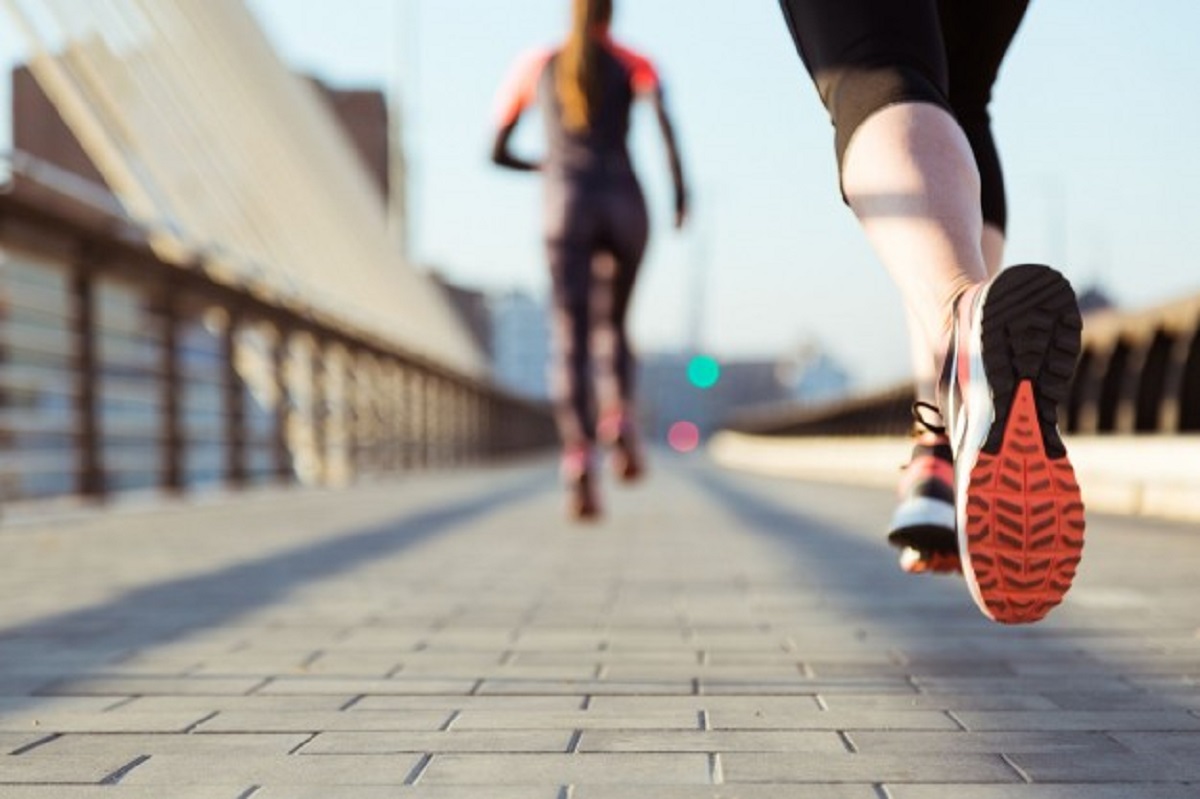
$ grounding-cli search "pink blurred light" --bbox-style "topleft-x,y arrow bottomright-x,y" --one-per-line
667,421 -> 700,453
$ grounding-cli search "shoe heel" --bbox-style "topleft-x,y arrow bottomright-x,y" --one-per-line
980,264 -> 1082,459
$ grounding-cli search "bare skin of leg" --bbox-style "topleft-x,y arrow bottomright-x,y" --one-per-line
840,102 -> 991,406
907,221 -> 1006,405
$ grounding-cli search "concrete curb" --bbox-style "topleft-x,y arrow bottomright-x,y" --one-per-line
709,432 -> 1200,523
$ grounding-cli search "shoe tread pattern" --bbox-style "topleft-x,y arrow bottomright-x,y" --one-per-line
979,264 -> 1082,459
966,381 -> 1085,623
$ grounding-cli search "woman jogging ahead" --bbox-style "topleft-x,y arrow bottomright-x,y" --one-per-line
491,0 -> 688,520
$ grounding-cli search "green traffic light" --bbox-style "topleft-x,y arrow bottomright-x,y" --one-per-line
687,355 -> 721,389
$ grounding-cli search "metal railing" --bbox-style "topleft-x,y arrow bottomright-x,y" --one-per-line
726,298 -> 1200,439
0,160 -> 556,503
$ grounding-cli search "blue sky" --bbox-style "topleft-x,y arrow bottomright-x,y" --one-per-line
8,2 -> 1200,389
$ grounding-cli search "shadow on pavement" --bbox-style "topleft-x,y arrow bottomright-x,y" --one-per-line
0,471 -> 547,716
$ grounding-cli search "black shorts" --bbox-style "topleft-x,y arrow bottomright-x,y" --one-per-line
779,0 -> 1029,230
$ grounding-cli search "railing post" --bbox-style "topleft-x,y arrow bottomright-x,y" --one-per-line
224,306 -> 247,488
311,335 -> 327,484
1157,332 -> 1194,433
272,325 -> 291,484
159,281 -> 183,493
398,363 -> 413,470
71,258 -> 105,499
388,360 -> 402,472
420,371 -> 434,469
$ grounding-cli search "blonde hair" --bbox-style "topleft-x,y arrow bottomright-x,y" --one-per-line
556,0 -> 613,131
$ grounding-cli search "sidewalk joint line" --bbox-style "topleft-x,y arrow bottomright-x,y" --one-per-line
245,676 -> 274,696
287,732 -> 319,755
339,694 -> 365,711
567,729 -> 583,753
404,753 -> 433,785
837,730 -> 858,753
182,710 -> 219,733
944,709 -> 969,732
101,696 -> 139,712
100,754 -> 151,785
9,733 -> 60,755
1001,752 -> 1033,783
440,710 -> 461,731
708,752 -> 724,785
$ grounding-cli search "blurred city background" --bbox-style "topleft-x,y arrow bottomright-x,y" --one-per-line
0,0 -> 1197,505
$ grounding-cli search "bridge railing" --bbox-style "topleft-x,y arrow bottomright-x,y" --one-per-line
726,299 -> 1200,439
0,157 -> 556,504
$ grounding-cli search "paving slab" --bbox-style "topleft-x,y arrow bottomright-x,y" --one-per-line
572,789 -> 881,799
254,788 -> 560,799
193,709 -> 451,733
0,463 -> 1198,793
25,732 -> 310,757
0,789 -> 242,799
577,729 -> 844,753
0,753 -> 145,784
418,753 -> 711,784
299,730 -> 572,754
888,786 -> 1200,799
120,754 -> 424,785
721,751 -> 1022,783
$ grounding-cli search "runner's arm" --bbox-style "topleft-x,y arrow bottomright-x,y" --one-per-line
491,50 -> 549,173
491,120 -> 541,172
648,87 -> 688,229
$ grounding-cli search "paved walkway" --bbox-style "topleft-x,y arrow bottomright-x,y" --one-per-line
1,459 -> 1199,797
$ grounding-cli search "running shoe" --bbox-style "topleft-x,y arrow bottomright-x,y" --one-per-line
940,264 -> 1086,624
887,402 -> 961,575
599,411 -> 645,483
562,446 -> 601,521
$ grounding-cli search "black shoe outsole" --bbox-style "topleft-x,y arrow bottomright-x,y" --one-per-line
888,526 -> 958,553
979,264 -> 1083,459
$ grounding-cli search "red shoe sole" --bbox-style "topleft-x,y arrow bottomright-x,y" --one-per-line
963,380 -> 1085,623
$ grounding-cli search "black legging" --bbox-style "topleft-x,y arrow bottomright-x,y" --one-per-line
545,171 -> 648,448
778,0 -> 1029,232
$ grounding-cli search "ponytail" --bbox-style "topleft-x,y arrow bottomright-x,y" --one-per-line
556,0 -> 613,131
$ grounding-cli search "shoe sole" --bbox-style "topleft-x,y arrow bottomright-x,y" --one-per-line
962,264 -> 1085,624
567,473 -> 602,522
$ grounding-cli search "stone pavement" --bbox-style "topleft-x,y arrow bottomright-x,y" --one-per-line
1,459 -> 1199,797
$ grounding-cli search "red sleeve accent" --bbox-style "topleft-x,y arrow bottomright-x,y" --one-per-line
606,41 -> 661,95
494,48 -> 553,127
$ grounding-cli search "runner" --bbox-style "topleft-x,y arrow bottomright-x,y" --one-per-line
492,0 -> 688,520
777,0 -> 1085,623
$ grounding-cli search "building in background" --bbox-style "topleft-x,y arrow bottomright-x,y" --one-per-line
489,291 -> 551,401
428,272 -> 493,362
